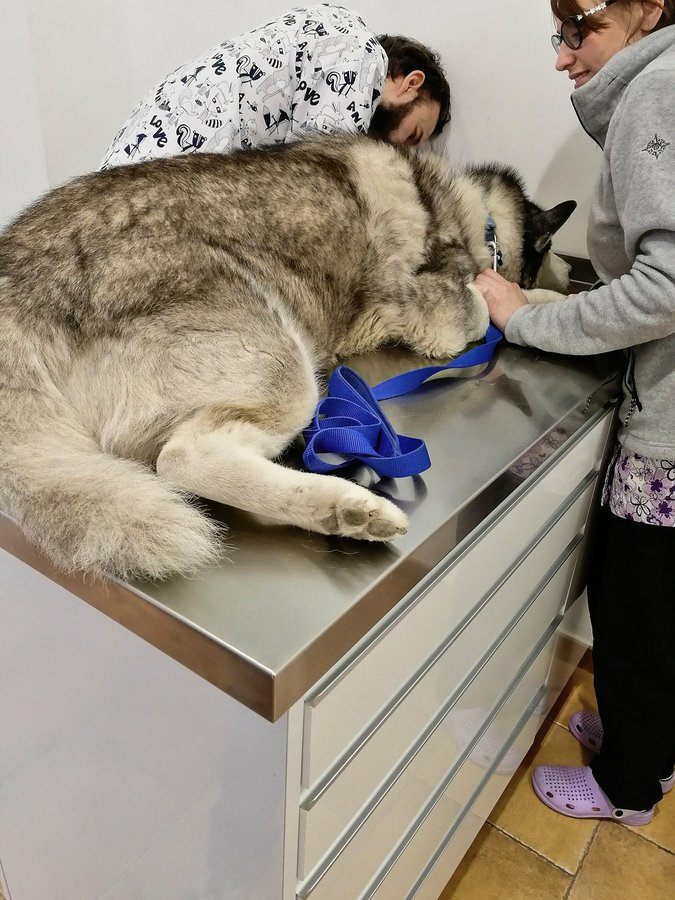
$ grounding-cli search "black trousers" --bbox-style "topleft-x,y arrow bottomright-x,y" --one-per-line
587,507 -> 675,810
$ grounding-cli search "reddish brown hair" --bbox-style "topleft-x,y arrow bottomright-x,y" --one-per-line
551,0 -> 673,31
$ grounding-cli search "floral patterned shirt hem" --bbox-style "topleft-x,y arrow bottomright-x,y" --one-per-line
607,446 -> 675,526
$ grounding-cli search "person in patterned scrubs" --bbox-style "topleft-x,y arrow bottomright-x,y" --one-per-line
475,1 -> 675,827
99,4 -> 450,169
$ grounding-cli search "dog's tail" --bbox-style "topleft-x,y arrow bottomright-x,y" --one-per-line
0,396 -> 223,581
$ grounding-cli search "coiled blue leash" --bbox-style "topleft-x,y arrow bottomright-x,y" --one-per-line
303,324 -> 503,477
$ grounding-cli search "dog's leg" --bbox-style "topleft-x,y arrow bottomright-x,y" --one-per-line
536,252 -> 572,292
403,275 -> 489,358
523,288 -> 568,304
156,412 -> 408,542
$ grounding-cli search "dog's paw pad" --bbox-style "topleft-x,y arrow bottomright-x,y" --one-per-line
320,512 -> 341,533
366,517 -> 406,539
342,506 -> 370,527
333,493 -> 408,542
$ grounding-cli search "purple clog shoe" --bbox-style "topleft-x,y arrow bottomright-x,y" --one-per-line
532,765 -> 655,824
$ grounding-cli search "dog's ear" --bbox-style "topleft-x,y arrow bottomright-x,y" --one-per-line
532,201 -> 577,251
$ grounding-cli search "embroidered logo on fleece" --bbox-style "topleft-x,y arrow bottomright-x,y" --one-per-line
642,134 -> 670,159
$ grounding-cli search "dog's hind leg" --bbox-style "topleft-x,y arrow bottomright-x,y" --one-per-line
155,409 -> 408,541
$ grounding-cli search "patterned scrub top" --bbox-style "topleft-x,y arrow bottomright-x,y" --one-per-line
608,446 -> 675,526
100,4 -> 387,169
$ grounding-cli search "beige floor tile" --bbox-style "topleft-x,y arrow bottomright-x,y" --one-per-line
549,667 -> 597,729
439,823 -> 571,900
488,721 -> 596,873
568,821 -> 675,899
627,790 -> 675,854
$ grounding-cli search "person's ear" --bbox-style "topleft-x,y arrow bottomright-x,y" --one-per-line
398,69 -> 426,100
640,0 -> 664,34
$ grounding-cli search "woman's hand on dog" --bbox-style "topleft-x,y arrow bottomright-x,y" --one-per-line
474,270 -> 528,331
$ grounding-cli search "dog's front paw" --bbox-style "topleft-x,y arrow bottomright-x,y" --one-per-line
523,288 -> 567,305
412,333 -> 470,359
537,251 -> 572,292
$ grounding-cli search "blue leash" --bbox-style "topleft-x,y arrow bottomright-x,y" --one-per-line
303,324 -> 503,478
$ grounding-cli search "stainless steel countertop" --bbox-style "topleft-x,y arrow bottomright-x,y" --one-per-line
0,345 -> 618,721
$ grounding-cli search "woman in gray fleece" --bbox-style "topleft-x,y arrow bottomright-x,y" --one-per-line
476,1 -> 674,825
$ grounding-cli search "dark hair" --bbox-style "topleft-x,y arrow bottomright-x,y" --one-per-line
551,0 -> 673,32
376,35 -> 451,136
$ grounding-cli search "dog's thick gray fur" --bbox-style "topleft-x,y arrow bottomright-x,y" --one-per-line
0,135 -> 574,580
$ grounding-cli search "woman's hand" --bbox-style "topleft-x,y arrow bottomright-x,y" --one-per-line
474,269 -> 528,331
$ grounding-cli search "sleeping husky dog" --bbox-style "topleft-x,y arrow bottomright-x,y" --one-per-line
0,135 -> 575,580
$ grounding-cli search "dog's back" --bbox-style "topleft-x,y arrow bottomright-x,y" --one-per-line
1,140 -> 364,333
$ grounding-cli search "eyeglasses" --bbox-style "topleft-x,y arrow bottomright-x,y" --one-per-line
551,1 -> 619,52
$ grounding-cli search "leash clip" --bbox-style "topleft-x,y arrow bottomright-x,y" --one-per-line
484,214 -> 504,270
486,240 -> 503,271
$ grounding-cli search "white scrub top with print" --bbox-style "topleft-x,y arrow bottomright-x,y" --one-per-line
100,4 -> 387,169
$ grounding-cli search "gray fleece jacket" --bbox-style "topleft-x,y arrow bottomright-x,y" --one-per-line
506,27 -> 675,460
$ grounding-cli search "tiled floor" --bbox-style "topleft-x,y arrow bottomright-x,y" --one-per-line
440,654 -> 675,899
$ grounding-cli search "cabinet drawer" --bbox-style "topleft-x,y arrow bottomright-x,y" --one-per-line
297,540 -> 580,898
298,480 -> 594,878
303,411 -> 612,786
368,637 -> 556,900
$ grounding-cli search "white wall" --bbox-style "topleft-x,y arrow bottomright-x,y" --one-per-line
0,548 -> 288,899
3,0 -> 602,255
0,0 -> 49,228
